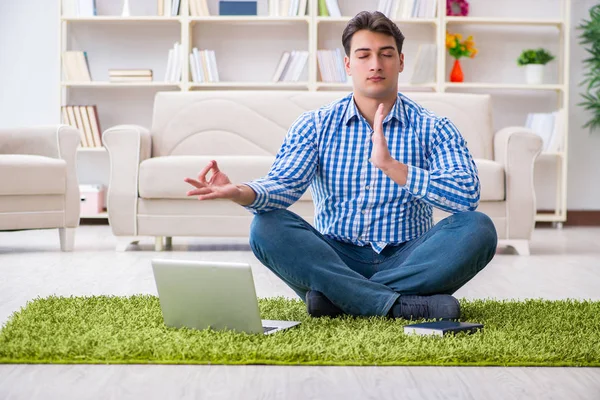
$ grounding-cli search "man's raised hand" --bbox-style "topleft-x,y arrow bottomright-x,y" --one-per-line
184,160 -> 240,201
370,103 -> 394,170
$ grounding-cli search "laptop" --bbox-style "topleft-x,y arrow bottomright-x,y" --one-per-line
151,259 -> 301,335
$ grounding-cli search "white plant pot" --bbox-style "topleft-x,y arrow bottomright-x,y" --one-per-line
525,64 -> 544,85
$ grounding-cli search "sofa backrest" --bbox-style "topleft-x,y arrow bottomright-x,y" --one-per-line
151,91 -> 494,160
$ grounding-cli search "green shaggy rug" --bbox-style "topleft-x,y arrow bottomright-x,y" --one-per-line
1,295 -> 599,366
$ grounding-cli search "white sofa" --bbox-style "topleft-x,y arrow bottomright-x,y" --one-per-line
103,91 -> 542,255
0,125 -> 81,251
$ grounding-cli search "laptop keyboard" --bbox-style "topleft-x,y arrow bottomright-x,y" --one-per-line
263,326 -> 277,333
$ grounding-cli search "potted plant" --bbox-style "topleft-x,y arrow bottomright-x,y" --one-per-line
445,33 -> 478,82
517,48 -> 555,85
577,4 -> 600,132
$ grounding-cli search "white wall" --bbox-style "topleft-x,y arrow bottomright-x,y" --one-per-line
1,0 -> 599,209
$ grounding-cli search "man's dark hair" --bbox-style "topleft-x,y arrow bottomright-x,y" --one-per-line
342,11 -> 405,56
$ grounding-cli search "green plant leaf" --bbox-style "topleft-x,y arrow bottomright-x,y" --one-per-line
578,4 -> 600,133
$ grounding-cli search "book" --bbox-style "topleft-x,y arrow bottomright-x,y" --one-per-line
219,1 -> 257,16
109,69 -> 153,76
404,320 -> 483,336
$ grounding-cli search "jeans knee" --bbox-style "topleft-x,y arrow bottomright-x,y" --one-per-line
459,211 -> 498,250
249,209 -> 295,251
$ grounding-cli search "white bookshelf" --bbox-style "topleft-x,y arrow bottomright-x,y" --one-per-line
59,0 -> 571,223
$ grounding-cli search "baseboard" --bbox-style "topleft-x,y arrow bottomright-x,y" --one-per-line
537,210 -> 600,226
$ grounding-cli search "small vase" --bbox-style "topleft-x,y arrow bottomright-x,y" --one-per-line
450,59 -> 464,83
121,0 -> 130,17
525,64 -> 544,85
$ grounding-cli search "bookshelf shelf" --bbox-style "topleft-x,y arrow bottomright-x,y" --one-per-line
315,17 -> 437,24
62,16 -> 181,22
190,16 -> 310,24
445,17 -> 563,27
81,212 -> 108,219
77,147 -> 107,152
444,83 -> 566,91
190,82 -> 310,89
60,0 -> 572,223
62,82 -> 182,87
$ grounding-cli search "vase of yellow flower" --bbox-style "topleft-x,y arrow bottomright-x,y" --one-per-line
446,33 -> 478,82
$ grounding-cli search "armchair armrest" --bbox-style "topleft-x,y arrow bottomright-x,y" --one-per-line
0,125 -> 81,227
494,127 -> 543,240
103,124 -> 151,236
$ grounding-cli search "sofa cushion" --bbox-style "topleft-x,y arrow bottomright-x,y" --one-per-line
139,155 -> 314,201
139,156 -> 503,202
474,159 -> 505,201
0,155 -> 67,195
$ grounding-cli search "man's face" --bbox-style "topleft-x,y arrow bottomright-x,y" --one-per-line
344,29 -> 404,99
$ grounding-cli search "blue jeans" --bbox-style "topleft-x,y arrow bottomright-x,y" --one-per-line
249,209 -> 497,317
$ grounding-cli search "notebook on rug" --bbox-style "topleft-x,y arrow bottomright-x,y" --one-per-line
151,259 -> 301,335
404,320 -> 484,336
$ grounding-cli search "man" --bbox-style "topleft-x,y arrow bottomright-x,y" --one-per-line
185,11 -> 497,320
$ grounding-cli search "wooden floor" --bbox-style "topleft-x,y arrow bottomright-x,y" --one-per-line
1,225 -> 599,400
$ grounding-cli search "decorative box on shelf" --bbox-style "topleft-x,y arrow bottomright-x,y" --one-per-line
79,184 -> 105,215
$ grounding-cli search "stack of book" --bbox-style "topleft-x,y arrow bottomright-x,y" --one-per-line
164,42 -> 184,82
158,0 -> 183,16
525,109 -> 565,153
272,50 -> 309,82
317,49 -> 347,83
189,0 -> 210,16
268,0 -> 308,16
317,0 -> 341,17
109,69 -> 153,83
61,105 -> 103,148
62,51 -> 92,82
62,0 -> 96,17
189,48 -> 220,83
377,0 -> 438,19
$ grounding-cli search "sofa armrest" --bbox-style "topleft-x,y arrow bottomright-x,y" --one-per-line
494,127 -> 543,240
0,125 -> 81,227
103,124 -> 151,236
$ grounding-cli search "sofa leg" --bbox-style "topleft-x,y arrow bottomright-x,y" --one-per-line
504,240 -> 530,256
58,228 -> 75,252
165,236 -> 172,248
155,236 -> 164,252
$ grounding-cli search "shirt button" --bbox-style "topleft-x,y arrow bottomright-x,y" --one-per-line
368,158 -> 372,163
365,185 -> 370,190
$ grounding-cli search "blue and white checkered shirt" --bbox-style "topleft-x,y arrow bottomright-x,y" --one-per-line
245,92 -> 480,253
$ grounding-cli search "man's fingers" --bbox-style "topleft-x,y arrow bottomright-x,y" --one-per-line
211,160 -> 220,173
376,103 -> 384,127
186,187 -> 212,196
196,161 -> 213,184
197,192 -> 224,201
184,177 -> 206,189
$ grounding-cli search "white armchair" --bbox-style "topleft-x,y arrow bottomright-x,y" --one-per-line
0,125 -> 81,251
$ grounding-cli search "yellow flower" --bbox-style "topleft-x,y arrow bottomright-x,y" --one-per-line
469,48 -> 478,58
455,33 -> 463,41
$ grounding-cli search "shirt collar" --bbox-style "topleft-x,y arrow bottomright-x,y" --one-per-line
343,93 -> 406,128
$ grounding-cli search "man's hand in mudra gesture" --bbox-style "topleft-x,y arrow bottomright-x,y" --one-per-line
184,160 -> 238,201
185,160 -> 257,206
